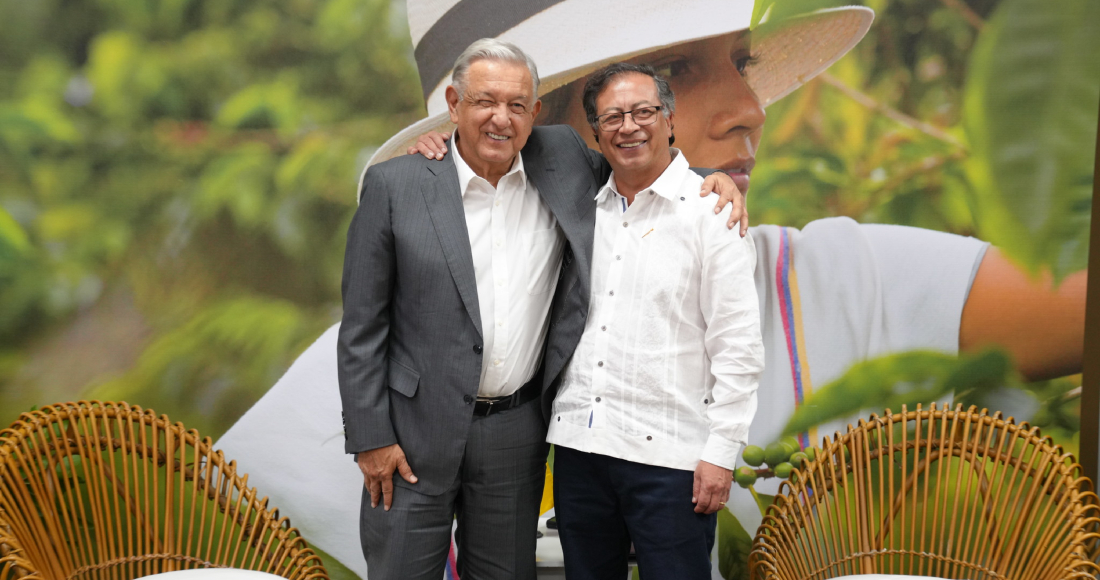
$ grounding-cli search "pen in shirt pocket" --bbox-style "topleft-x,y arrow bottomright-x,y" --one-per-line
642,228 -> 654,238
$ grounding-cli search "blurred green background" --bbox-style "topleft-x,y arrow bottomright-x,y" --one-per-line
0,0 -> 1097,575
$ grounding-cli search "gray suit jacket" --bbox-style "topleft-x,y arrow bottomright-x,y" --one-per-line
338,125 -> 605,495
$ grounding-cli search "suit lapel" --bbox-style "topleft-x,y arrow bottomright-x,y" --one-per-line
421,159 -> 483,339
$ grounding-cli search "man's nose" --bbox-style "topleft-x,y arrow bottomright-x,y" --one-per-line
490,103 -> 511,124
619,112 -> 641,133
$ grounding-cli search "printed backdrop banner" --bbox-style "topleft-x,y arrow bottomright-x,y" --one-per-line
0,0 -> 1096,578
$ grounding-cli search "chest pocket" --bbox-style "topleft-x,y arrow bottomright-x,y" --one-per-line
387,358 -> 420,398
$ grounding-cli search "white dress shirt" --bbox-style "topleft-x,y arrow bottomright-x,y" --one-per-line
452,136 -> 565,397
546,151 -> 764,471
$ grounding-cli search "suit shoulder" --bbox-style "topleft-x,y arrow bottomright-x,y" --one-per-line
370,152 -> 433,176
529,124 -> 589,151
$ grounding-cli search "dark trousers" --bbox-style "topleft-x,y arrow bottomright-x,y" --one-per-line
554,445 -> 716,580
360,398 -> 549,580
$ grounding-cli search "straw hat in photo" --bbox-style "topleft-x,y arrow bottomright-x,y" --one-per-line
364,0 -> 874,172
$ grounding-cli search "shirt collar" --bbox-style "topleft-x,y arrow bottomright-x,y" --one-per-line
451,133 -> 526,197
595,148 -> 689,203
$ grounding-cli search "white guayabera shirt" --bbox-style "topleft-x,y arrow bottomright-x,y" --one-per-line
451,135 -> 566,398
546,150 -> 764,471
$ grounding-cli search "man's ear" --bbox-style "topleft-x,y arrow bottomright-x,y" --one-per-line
593,132 -> 599,144
531,98 -> 542,120
445,85 -> 461,124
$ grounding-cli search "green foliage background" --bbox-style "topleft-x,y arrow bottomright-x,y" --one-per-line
0,0 -> 1097,576
0,0 -> 424,438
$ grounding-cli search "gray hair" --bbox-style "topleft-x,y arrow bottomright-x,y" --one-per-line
582,62 -> 675,131
451,38 -> 540,102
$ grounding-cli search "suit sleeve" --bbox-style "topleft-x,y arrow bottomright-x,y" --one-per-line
338,166 -> 398,455
561,124 -> 613,185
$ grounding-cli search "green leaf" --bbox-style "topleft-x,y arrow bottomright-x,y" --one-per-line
963,0 -> 1100,281
0,207 -> 30,258
216,79 -> 302,136
751,0 -> 774,30
781,349 -> 1015,438
756,0 -> 854,29
718,506 -> 760,579
195,143 -> 277,228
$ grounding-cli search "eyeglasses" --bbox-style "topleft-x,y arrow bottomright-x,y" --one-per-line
595,106 -> 663,131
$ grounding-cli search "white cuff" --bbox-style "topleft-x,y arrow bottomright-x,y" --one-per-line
700,435 -> 743,471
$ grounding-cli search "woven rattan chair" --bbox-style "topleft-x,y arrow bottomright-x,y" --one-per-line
0,401 -> 329,580
750,403 -> 1100,580
1,515 -> 39,580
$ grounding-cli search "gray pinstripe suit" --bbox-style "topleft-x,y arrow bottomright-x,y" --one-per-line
337,125 -> 604,579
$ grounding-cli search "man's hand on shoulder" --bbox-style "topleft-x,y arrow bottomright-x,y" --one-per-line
699,172 -> 749,237
407,131 -> 452,160
692,460 -> 732,514
357,444 -> 418,511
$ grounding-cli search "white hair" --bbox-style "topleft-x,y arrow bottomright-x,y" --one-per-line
451,38 -> 540,102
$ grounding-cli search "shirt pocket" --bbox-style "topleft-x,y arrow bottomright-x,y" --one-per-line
523,227 -> 565,295
387,357 -> 420,398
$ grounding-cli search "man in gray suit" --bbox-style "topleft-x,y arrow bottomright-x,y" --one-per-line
338,39 -> 739,579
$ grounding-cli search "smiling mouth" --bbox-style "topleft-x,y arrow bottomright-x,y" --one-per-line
617,140 -> 646,149
487,132 -> 510,141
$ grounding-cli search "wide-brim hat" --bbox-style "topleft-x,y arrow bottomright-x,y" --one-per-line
365,0 -> 874,171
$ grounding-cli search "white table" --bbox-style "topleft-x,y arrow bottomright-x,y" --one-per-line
832,576 -> 950,580
139,570 -> 286,580
536,514 -> 640,580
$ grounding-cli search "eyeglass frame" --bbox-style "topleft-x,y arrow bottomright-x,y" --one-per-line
594,105 -> 665,131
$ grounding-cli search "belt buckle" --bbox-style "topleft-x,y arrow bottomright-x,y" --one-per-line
477,397 -> 498,416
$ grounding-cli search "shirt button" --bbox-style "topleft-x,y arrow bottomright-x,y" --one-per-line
463,395 -> 474,404
595,397 -> 601,402
557,416 -> 561,421
622,222 -> 628,228
601,326 -> 607,331
495,200 -> 501,206
473,344 -> 483,354
616,256 -> 621,261
494,359 -> 502,366
597,361 -> 604,367
646,436 -> 653,441
609,290 -> 614,296
498,321 -> 504,327
704,398 -> 709,404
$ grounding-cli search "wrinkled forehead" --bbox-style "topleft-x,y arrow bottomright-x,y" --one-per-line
462,59 -> 536,98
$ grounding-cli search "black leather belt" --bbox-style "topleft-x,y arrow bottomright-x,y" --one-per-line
473,380 -> 540,417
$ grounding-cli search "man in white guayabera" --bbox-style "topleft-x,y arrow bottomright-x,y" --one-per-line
544,62 -> 764,579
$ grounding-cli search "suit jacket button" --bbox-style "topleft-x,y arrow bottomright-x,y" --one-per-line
473,344 -> 483,354
463,395 -> 474,404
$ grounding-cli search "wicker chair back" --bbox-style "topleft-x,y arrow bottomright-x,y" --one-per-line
0,401 -> 328,580
749,403 -> 1100,580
